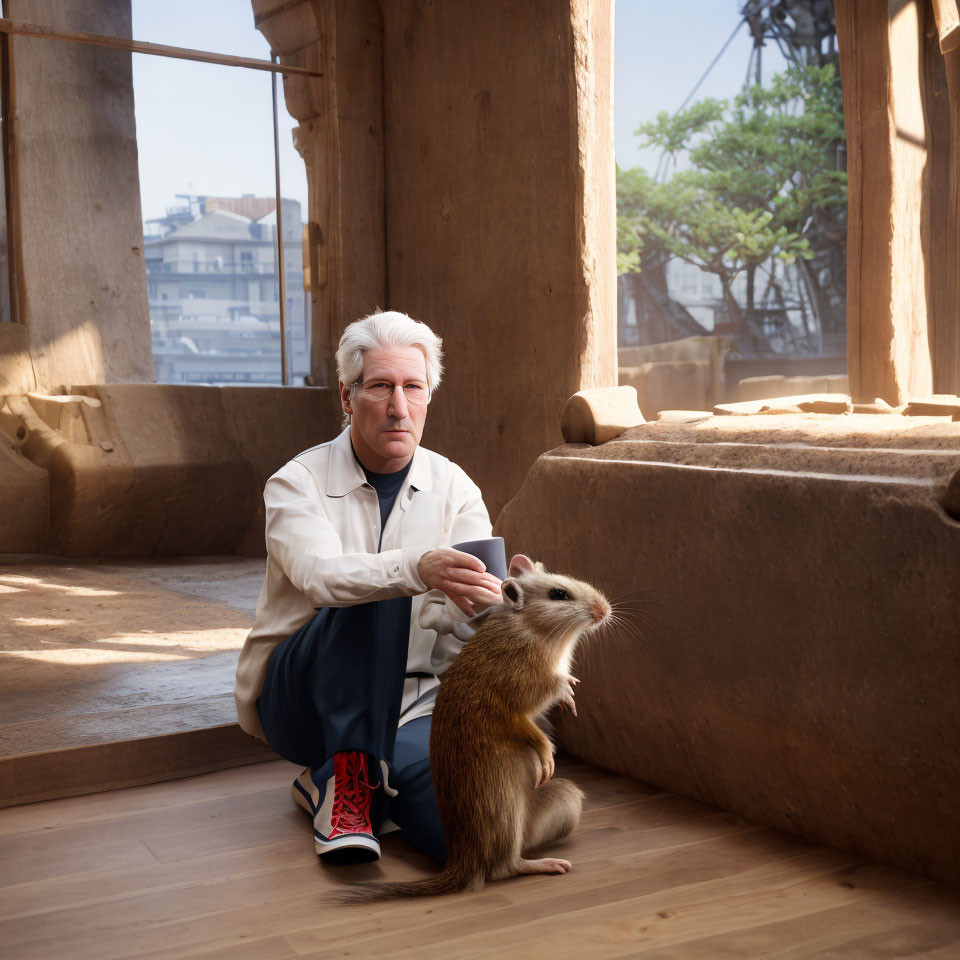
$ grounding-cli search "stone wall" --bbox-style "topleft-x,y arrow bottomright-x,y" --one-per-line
258,0 -> 617,519
0,385 -> 342,557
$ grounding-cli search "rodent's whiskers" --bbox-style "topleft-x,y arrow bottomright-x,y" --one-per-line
606,606 -> 658,634
598,604 -> 667,678
605,593 -> 671,612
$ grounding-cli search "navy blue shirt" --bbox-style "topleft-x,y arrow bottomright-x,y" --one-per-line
354,446 -> 412,550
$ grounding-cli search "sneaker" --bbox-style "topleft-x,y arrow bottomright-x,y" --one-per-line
291,757 -> 402,846
313,751 -> 382,861
291,764 -> 324,817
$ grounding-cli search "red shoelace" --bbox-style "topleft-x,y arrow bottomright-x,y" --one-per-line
330,751 -> 380,836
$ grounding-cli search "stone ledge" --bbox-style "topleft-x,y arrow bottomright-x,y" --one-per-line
0,556 -> 270,807
0,724 -> 276,808
494,418 -> 960,887
0,384 -> 342,556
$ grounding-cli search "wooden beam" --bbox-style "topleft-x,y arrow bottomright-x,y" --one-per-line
0,17 -> 322,77
931,0 -> 960,53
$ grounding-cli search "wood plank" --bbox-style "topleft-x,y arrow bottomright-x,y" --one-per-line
0,781 -> 296,860
0,17 -> 322,76
349,862 -> 922,960
141,815 -> 304,863
0,837 -> 312,924
0,760 -> 299,837
610,881 -> 960,959
1,756 -> 957,960
0,838 -> 157,889
286,836 -> 839,957
0,826 -> 805,958
139,937 -> 303,960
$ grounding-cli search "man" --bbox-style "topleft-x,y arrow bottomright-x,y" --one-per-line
234,310 -> 502,863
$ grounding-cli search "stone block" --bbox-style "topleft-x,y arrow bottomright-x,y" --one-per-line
903,396 -> 960,417
796,399 -> 853,414
656,410 -> 713,424
496,414 -> 960,886
560,387 -> 645,445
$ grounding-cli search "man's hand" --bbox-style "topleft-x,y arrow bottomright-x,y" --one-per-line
418,548 -> 502,617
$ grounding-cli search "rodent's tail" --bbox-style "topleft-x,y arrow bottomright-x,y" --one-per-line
325,862 -> 483,904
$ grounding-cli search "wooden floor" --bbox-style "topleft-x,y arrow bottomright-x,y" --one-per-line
1,756 -> 958,960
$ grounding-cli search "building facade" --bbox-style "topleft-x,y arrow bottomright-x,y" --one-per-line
144,195 -> 308,385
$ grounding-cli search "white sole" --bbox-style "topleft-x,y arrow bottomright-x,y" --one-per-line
314,832 -> 381,858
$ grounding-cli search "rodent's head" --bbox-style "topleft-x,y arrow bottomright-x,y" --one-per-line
497,554 -> 612,640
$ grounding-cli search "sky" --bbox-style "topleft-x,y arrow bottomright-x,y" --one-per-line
128,0 -> 789,222
615,1 -> 788,171
131,1 -> 307,222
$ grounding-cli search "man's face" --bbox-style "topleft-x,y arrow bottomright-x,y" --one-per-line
340,346 -> 430,472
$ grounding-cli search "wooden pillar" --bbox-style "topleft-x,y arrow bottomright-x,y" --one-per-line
834,0 -> 930,404
936,11 -> 960,393
252,0 -> 385,388
835,0 -> 960,403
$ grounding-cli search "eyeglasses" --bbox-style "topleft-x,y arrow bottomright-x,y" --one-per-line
351,380 -> 431,405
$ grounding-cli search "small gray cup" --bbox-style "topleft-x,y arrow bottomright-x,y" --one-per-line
452,536 -> 508,580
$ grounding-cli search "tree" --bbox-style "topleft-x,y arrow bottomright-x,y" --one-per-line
618,62 -> 847,354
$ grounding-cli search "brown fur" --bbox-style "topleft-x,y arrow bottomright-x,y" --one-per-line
334,554 -> 611,903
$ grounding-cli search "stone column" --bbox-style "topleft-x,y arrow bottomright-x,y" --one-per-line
5,0 -> 152,389
378,0 -> 617,515
253,0 -> 618,516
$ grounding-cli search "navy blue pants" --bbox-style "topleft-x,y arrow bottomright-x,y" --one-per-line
256,597 -> 446,863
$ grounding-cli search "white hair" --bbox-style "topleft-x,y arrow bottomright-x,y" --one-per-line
336,310 -> 443,394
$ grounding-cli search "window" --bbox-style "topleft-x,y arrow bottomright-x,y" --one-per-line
0,3 -> 312,386
616,1 -> 846,413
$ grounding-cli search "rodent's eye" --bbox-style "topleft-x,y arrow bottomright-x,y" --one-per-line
548,588 -> 571,601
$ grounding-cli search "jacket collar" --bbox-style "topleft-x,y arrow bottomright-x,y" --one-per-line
326,426 -> 433,497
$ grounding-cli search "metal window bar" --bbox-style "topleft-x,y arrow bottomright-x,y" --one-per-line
271,53 -> 288,386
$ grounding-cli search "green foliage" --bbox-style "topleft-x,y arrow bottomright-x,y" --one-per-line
618,62 -> 846,296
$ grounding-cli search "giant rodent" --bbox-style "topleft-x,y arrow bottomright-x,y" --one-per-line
338,553 -> 612,902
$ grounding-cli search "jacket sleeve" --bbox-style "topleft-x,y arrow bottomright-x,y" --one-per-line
424,466 -> 496,674
264,463 -> 429,608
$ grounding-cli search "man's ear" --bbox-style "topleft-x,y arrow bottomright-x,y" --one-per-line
508,554 -> 536,578
501,578 -> 524,610
339,380 -> 353,416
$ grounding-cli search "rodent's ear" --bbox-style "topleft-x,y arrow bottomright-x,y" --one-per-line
508,554 -> 536,578
501,578 -> 525,610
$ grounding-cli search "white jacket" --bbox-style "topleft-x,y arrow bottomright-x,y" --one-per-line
234,426 -> 493,743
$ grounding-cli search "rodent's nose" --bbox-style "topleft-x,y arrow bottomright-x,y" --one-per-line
592,599 -> 610,623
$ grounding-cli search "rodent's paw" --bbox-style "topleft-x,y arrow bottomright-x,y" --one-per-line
566,675 -> 580,686
537,751 -> 555,787
559,687 -> 577,718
